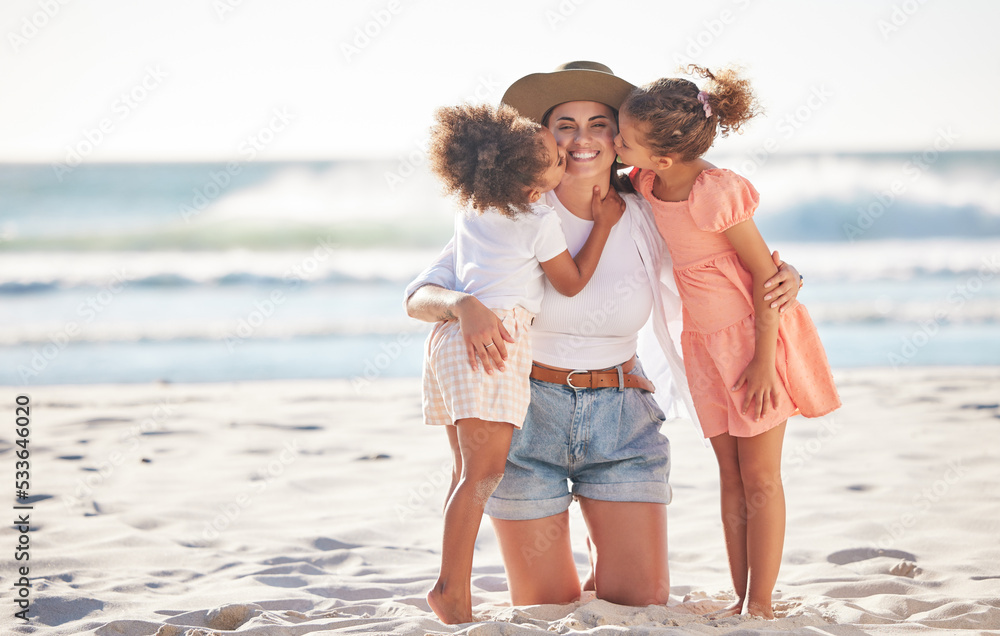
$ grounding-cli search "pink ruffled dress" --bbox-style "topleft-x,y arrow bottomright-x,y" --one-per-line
637,168 -> 840,438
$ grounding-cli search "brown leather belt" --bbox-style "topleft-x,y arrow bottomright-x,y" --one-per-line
530,355 -> 655,392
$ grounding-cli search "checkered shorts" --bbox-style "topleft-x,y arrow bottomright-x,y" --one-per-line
422,306 -> 534,428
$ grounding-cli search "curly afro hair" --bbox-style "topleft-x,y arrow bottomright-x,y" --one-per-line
429,103 -> 549,218
621,65 -> 761,162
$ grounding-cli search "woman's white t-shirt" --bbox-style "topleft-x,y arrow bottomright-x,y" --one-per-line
530,190 -> 654,369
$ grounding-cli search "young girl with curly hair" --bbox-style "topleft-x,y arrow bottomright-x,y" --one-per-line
422,102 -> 623,624
614,67 -> 841,618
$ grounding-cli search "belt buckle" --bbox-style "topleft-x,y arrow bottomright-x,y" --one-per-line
566,369 -> 589,389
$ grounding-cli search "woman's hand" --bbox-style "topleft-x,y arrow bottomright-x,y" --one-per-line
762,250 -> 801,313
732,356 -> 782,421
454,295 -> 515,374
591,185 -> 625,230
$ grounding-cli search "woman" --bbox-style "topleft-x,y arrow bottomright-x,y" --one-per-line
405,62 -> 801,608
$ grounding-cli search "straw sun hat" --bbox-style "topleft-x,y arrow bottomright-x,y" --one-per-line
501,61 -> 636,124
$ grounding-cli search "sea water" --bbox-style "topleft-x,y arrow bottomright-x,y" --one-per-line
2,153 -> 998,386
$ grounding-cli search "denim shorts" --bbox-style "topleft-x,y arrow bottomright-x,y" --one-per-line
485,358 -> 672,521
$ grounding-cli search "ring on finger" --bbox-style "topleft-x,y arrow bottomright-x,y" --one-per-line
485,342 -> 495,348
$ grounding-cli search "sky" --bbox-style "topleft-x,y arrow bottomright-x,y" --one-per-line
1,0 -> 998,163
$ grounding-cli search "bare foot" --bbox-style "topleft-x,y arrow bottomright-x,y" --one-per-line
704,600 -> 743,619
427,585 -> 473,625
746,600 -> 774,619
582,536 -> 597,592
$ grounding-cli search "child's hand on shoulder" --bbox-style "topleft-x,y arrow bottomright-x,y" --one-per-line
591,186 -> 625,230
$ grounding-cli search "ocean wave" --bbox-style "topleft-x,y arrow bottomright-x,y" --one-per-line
2,240 -> 998,292
0,317 -> 426,347
767,239 -> 1000,282
1,154 -> 999,250
0,218 -> 454,252
806,299 -> 1000,325
2,298 -> 996,348
712,151 -> 1000,217
0,249 -> 444,292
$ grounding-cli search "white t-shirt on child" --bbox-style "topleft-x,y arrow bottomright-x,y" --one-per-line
451,202 -> 568,315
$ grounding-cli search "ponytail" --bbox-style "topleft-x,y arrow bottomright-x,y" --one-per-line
621,66 -> 761,161
685,65 -> 760,137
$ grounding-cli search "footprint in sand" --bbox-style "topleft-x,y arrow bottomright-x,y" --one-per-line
827,547 -> 917,565
313,537 -> 361,551
772,599 -> 801,618
244,422 -> 325,431
205,603 -> 262,630
83,417 -> 132,425
889,560 -> 921,578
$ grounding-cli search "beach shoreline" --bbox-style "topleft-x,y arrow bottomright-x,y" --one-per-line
4,367 -> 999,634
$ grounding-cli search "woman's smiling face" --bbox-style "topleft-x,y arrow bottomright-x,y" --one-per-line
546,101 -> 619,180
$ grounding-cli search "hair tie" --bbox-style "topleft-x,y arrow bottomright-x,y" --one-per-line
697,91 -> 712,118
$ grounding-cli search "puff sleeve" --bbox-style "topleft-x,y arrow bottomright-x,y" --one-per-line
688,169 -> 759,233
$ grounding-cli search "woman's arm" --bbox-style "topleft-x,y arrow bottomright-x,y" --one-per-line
724,219 -> 782,420
406,284 -> 515,374
403,236 -> 512,373
540,186 -> 624,296
764,251 -> 800,312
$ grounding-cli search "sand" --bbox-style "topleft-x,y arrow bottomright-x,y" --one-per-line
3,367 -> 999,635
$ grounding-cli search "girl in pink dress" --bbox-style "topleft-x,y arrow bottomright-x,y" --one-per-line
613,66 -> 841,618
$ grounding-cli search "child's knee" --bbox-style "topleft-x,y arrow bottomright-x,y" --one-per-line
718,463 -> 743,490
739,468 -> 782,498
465,468 -> 504,489
463,471 -> 505,505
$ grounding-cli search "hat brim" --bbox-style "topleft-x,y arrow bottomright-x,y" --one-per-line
501,69 -> 635,124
